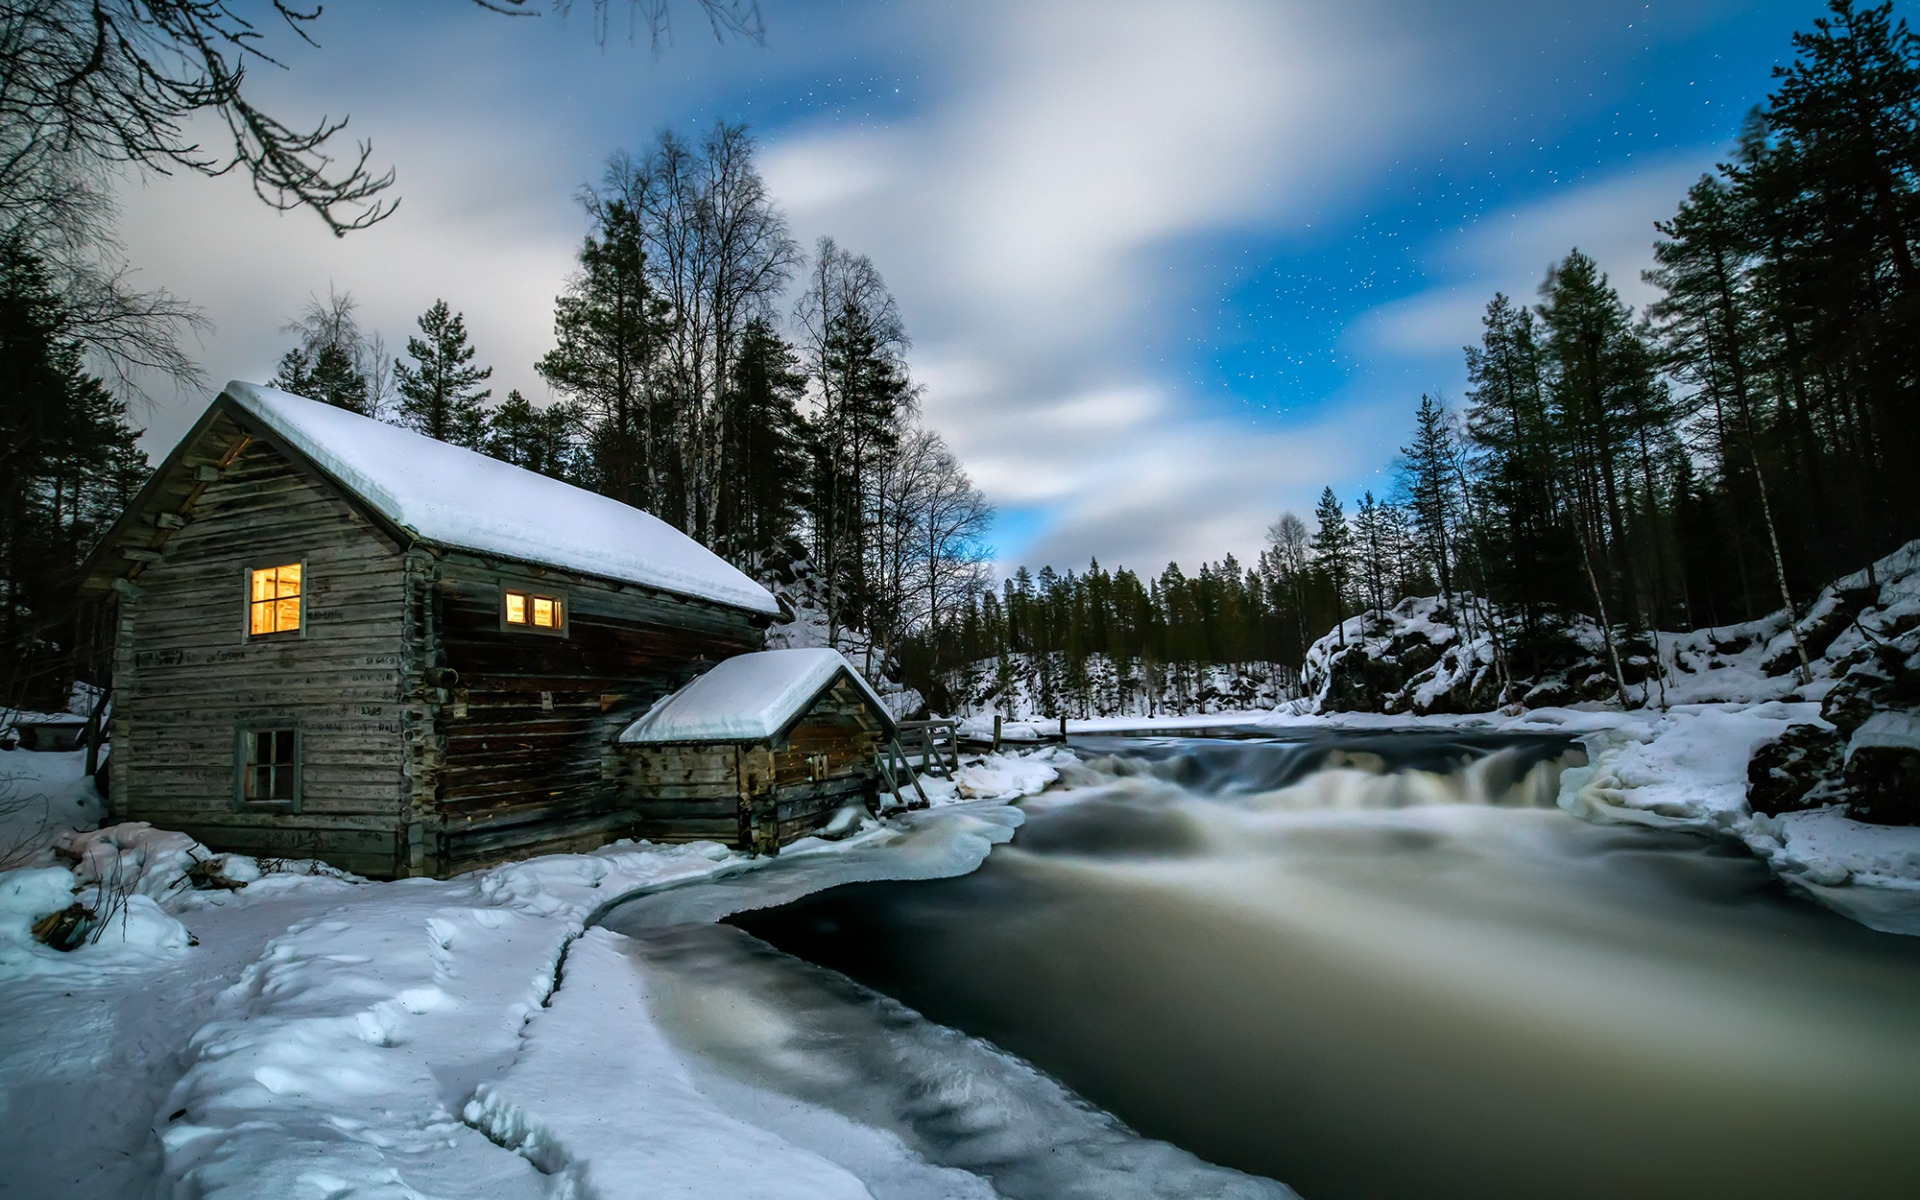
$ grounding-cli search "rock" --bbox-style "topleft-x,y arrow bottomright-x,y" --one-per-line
1844,710 -> 1920,825
1747,723 -> 1845,816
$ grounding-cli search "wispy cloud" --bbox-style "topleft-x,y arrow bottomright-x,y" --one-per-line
108,0 -> 1780,578
1354,152 -> 1719,362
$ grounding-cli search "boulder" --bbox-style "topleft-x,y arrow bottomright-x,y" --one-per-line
1844,710 -> 1920,825
1747,722 -> 1846,816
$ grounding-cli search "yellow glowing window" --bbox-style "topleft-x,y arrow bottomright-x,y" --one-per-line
504,590 -> 564,631
249,564 -> 303,635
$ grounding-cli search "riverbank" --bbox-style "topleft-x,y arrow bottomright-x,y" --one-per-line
0,748 -> 1054,1199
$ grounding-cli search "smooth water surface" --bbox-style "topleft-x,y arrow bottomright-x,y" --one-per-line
723,732 -> 1920,1200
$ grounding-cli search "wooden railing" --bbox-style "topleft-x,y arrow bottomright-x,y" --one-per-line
895,719 -> 961,775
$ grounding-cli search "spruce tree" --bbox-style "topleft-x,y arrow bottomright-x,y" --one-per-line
485,390 -> 576,481
720,317 -> 809,567
395,299 -> 492,449
1400,395 -> 1457,603
1311,487 -> 1354,647
537,200 -> 673,513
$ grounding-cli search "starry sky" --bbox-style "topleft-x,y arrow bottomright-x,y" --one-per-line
115,0 -> 1836,576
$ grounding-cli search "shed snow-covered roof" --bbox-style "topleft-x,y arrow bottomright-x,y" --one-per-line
617,648 -> 893,745
221,381 -> 779,617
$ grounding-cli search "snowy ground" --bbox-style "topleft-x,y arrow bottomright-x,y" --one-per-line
3,685 -> 1916,1196
0,747 -> 1061,1199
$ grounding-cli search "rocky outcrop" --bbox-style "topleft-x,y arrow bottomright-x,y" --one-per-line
1304,597 -> 1632,717
1744,544 -> 1920,826
1298,541 -> 1920,826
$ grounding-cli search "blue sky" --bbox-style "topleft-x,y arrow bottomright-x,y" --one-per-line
116,0 -> 1835,576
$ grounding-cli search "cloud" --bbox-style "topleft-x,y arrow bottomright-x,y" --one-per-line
759,0 -> 1443,572
1355,152 -> 1719,361
105,0 -> 1764,581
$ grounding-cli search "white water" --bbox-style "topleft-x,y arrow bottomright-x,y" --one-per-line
724,735 -> 1920,1199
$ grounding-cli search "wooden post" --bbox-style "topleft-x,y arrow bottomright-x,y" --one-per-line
1059,714 -> 1068,742
876,753 -> 907,810
890,737 -> 931,809
83,685 -> 111,779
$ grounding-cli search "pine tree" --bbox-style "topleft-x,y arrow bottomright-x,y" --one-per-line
538,200 -> 674,513
0,246 -> 150,707
395,299 -> 492,449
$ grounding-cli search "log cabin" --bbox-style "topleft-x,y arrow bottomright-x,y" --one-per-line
77,381 -> 786,879
615,647 -> 900,854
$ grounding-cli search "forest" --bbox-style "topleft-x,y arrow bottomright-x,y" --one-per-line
902,0 -> 1920,716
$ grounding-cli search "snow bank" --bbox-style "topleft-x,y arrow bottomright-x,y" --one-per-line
103,771 -> 1041,1198
0,867 -> 82,965
0,748 -> 106,869
1507,702 -> 1920,934
954,745 -> 1071,799
57,822 -> 205,900
1742,809 -> 1920,934
464,929 -> 875,1200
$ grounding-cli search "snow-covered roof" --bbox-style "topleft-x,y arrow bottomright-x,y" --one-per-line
617,648 -> 893,745
220,382 -> 779,617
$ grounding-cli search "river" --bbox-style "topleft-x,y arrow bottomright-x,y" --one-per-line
608,730 -> 1920,1199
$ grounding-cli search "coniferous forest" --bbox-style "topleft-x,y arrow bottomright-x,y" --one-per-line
902,0 -> 1920,717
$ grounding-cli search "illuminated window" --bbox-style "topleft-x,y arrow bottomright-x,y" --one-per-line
240,728 -> 299,805
504,589 -> 565,632
249,564 -> 303,635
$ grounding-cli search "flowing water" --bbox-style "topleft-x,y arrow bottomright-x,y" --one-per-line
616,731 -> 1920,1199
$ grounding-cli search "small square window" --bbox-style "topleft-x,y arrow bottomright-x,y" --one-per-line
532,596 -> 559,628
503,589 -> 565,634
249,564 -> 303,636
239,728 -> 299,806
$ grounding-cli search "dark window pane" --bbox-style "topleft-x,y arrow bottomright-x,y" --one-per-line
243,728 -> 298,804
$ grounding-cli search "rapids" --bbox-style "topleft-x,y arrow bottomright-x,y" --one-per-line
631,732 -> 1920,1199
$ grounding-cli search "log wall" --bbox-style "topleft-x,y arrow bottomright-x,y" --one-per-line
420,554 -> 763,875
108,430 -> 412,877
620,676 -> 886,853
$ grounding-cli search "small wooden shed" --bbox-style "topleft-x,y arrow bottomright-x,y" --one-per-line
77,381 -> 783,878
615,648 -> 902,854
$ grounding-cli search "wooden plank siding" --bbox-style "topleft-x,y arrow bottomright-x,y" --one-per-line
107,433 -> 413,878
422,554 -> 763,875
92,398 -> 782,879
620,676 -> 886,853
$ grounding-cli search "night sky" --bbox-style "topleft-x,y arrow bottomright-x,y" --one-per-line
117,0 -> 1834,574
